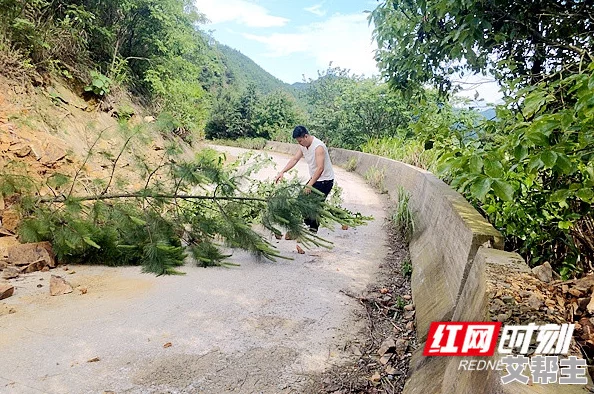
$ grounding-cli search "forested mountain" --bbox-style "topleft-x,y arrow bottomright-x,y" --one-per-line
217,45 -> 296,96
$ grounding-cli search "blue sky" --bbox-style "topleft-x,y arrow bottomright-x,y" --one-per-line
195,0 -> 502,103
196,0 -> 379,83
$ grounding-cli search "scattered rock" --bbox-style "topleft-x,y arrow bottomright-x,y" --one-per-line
11,144 -> 31,157
0,283 -> 14,300
378,338 -> 396,356
144,116 -> 156,123
403,310 -> 415,320
2,266 -> 20,279
369,372 -> 381,384
7,242 -> 56,268
532,262 -> 553,283
341,224 -> 349,230
404,304 -> 415,311
296,245 -> 305,254
395,338 -> 408,358
587,297 -> 594,315
379,354 -> 392,365
50,275 -> 73,296
527,294 -> 544,310
1,210 -> 20,233
22,259 -> 47,273
163,342 -> 172,348
87,357 -> 100,363
385,365 -> 398,375
77,286 -> 87,295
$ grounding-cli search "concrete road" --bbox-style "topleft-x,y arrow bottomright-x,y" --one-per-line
0,146 -> 387,394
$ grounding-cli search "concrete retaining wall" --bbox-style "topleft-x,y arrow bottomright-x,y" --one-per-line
264,141 -> 578,394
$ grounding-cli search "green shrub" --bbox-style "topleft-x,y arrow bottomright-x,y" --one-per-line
393,186 -> 414,241
84,71 -> 111,97
364,166 -> 387,194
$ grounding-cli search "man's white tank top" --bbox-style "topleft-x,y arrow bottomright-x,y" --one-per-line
299,136 -> 334,181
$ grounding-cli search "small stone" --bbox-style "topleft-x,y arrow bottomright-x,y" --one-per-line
406,321 -> 414,331
7,242 -> 56,268
497,313 -> 510,322
586,297 -> 594,314
1,210 -> 20,233
402,295 -> 412,300
369,372 -> 381,384
0,283 -> 14,300
527,294 -> 544,310
22,259 -> 46,273
385,366 -> 398,375
2,266 -> 20,279
296,245 -> 305,254
379,354 -> 392,365
404,304 -> 415,311
378,338 -> 396,356
395,338 -> 408,358
532,262 -> 553,283
87,357 -> 100,363
341,224 -> 349,230
77,286 -> 88,295
50,275 -> 73,296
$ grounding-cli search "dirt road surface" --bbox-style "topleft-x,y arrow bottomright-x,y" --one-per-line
0,146 -> 387,394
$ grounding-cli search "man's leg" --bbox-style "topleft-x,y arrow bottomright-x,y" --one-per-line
305,180 -> 334,233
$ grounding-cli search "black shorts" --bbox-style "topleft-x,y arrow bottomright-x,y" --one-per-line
312,179 -> 334,197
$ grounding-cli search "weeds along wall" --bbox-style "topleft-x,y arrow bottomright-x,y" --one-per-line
264,141 -> 572,394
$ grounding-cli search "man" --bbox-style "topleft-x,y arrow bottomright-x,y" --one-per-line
275,125 -> 334,233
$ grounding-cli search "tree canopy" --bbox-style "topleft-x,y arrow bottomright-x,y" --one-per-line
371,0 -> 594,93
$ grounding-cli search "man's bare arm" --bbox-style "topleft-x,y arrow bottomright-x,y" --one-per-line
275,149 -> 303,183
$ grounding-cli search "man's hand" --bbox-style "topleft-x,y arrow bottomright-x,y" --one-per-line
274,172 -> 284,183
304,184 -> 312,194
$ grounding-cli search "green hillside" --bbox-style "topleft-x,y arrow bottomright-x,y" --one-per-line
217,44 -> 296,96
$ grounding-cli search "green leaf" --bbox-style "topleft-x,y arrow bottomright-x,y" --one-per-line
83,236 -> 101,249
484,160 -> 504,178
469,155 -> 484,173
513,144 -> 528,161
577,188 -> 594,202
492,180 -> 514,201
522,92 -> 547,118
526,131 -> 549,146
470,177 -> 492,201
540,151 -> 558,168
554,154 -> 574,174
550,189 -> 571,203
527,156 -> 544,172
558,221 -> 572,230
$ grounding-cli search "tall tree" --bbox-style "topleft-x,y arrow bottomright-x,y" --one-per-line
371,0 -> 594,93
